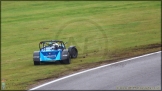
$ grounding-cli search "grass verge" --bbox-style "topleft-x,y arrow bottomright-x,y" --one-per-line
1,1 -> 161,90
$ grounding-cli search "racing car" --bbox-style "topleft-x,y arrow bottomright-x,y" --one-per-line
33,40 -> 78,65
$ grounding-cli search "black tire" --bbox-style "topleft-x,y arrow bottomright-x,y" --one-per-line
62,58 -> 70,64
33,51 -> 40,65
34,61 -> 40,65
61,52 -> 71,64
69,47 -> 78,58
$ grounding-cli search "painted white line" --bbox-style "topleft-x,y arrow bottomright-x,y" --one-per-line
29,51 -> 161,90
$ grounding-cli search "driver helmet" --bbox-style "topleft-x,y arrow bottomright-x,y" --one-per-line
53,43 -> 59,48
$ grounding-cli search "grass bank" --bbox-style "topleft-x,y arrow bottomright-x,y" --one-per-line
1,1 -> 161,90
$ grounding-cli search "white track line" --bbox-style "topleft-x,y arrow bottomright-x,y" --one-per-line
29,51 -> 161,90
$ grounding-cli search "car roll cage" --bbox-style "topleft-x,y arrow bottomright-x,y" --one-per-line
39,40 -> 66,51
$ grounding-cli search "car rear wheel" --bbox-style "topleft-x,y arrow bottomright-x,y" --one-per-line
61,53 -> 71,64
62,58 -> 70,64
34,61 -> 40,65
33,51 -> 40,65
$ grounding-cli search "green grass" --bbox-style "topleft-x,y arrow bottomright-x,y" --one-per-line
1,1 -> 161,90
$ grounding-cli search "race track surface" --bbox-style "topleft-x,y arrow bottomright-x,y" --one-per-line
30,51 -> 161,90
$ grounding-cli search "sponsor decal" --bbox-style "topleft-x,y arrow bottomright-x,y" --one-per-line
47,53 -> 56,58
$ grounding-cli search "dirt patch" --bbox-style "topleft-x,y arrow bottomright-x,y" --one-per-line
28,43 -> 161,89
109,43 -> 161,59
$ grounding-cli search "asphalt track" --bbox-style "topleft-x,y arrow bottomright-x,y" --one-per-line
30,51 -> 161,90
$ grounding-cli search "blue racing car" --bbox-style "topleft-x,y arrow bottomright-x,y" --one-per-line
33,40 -> 78,65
